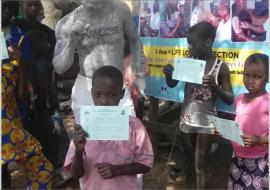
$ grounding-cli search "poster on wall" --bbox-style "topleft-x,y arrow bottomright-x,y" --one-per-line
139,0 -> 269,113
140,0 -> 160,37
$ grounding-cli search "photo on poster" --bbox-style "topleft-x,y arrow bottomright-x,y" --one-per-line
190,0 -> 216,27
160,0 -> 192,38
231,0 -> 269,42
212,0 -> 231,41
139,0 -> 160,37
189,0 -> 231,41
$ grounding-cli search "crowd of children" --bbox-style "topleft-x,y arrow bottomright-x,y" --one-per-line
1,0 -> 268,190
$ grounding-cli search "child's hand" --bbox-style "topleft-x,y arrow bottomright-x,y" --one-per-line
202,75 -> 217,89
241,135 -> 260,147
95,163 -> 118,179
214,128 -> 221,136
8,45 -> 22,61
163,64 -> 174,78
72,124 -> 88,151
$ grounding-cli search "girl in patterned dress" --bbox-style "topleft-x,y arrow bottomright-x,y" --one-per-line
228,53 -> 268,190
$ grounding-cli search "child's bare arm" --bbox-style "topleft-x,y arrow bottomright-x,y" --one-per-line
163,64 -> 179,88
95,162 -> 150,179
122,2 -> 140,73
203,63 -> 234,104
70,148 -> 85,179
53,15 -> 82,75
217,63 -> 234,104
242,135 -> 268,147
70,125 -> 88,179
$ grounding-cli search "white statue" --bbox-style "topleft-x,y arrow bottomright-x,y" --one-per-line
53,0 -> 141,123
41,0 -> 63,30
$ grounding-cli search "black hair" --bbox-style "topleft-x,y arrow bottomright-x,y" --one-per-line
92,66 -> 123,88
238,9 -> 252,23
245,53 -> 269,79
146,8 -> 151,14
188,21 -> 216,42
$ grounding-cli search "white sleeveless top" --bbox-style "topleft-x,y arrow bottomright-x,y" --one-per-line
180,59 -> 223,134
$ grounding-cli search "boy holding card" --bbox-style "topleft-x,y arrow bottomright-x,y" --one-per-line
228,53 -> 268,189
64,66 -> 154,190
163,21 -> 233,188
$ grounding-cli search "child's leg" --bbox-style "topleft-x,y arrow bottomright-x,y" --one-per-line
195,133 -> 214,189
2,163 -> 11,189
180,132 -> 197,184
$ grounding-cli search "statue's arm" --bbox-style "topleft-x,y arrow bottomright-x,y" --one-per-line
121,3 -> 141,75
52,16 -> 75,74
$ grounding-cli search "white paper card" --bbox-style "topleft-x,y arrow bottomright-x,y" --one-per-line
1,32 -> 9,60
172,58 -> 206,84
80,106 -> 129,140
210,116 -> 244,146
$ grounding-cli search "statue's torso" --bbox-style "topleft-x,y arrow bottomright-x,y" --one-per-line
62,5 -> 126,77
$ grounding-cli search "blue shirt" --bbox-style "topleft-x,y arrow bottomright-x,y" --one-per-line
2,25 -> 31,64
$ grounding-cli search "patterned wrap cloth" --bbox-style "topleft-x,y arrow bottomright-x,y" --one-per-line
2,25 -> 53,189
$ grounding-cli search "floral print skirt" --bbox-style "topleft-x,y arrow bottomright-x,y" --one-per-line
228,153 -> 268,190
2,60 -> 53,189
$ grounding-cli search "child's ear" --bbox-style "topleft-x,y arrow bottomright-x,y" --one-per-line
120,88 -> 125,99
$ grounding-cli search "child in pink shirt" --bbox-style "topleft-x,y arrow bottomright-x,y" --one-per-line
64,66 -> 154,190
228,53 -> 269,189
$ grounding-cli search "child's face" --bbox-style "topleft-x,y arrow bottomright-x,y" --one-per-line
217,5 -> 229,18
235,0 -> 247,10
91,77 -> 124,106
243,62 -> 268,95
187,32 -> 207,59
